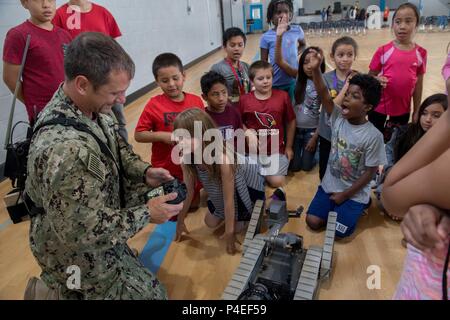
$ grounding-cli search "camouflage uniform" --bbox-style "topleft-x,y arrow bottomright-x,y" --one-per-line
25,86 -> 168,300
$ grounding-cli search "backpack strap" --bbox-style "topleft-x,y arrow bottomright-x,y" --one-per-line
30,114 -> 126,214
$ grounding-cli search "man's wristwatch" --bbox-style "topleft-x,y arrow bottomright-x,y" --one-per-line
143,165 -> 152,183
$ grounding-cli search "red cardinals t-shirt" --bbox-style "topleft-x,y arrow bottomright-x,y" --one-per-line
3,21 -> 71,122
53,3 -> 121,39
135,93 -> 204,179
238,89 -> 296,155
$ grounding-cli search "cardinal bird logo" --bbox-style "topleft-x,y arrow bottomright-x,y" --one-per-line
255,112 -> 277,129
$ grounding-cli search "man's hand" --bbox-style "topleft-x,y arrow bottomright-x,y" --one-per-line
401,204 -> 450,252
276,15 -> 289,36
145,167 -> 174,187
175,219 -> 190,242
330,192 -> 348,205
220,232 -> 241,255
285,146 -> 294,161
147,193 -> 183,224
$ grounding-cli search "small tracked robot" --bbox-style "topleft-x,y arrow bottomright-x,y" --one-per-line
222,199 -> 337,300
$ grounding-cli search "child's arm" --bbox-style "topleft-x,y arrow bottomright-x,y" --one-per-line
330,167 -> 378,204
274,16 -> 298,78
298,38 -> 306,54
285,119 -> 296,160
310,51 -> 334,115
333,78 -> 351,106
244,124 -> 259,154
220,163 -> 239,255
412,74 -> 424,123
260,48 -> 269,62
368,70 -> 388,89
2,62 -> 25,104
305,128 -> 319,153
382,148 -> 450,217
174,165 -> 195,241
134,131 -> 172,144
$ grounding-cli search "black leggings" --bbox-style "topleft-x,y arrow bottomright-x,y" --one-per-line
368,111 -> 410,134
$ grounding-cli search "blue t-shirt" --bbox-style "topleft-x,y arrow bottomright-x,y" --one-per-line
260,25 -> 304,87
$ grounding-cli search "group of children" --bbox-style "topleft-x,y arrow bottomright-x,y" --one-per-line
3,0 -> 449,299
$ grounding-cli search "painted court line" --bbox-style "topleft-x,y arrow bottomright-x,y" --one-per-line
139,221 -> 177,274
0,219 -> 13,232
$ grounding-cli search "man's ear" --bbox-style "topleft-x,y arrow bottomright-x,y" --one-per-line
20,0 -> 28,9
201,93 -> 208,101
74,75 -> 90,96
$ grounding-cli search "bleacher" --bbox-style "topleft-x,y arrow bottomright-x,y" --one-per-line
293,15 -> 450,38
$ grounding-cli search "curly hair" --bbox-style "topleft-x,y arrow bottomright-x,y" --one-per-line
200,71 -> 227,95
349,74 -> 382,109
266,0 -> 294,24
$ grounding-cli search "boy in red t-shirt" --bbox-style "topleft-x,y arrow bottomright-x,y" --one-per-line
53,0 -> 127,141
2,0 -> 71,123
135,53 -> 205,210
239,60 -> 296,196
53,0 -> 121,39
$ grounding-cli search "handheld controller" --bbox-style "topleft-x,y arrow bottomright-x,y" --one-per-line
144,179 -> 187,205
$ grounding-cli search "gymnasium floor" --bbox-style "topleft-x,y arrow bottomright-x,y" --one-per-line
0,29 -> 448,300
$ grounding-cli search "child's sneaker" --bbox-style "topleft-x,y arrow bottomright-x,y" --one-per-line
270,187 -> 286,202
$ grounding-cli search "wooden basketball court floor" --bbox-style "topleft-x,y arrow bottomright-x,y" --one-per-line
0,29 -> 448,300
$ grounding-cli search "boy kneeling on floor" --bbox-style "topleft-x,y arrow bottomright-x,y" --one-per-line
305,49 -> 387,239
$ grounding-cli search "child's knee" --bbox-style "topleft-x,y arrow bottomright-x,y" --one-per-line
306,214 -> 326,231
265,175 -> 285,188
204,212 -> 222,228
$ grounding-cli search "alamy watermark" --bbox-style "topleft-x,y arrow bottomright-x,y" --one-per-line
170,122 -> 283,174
65,5 -> 82,31
366,265 -> 381,290
66,265 -> 81,290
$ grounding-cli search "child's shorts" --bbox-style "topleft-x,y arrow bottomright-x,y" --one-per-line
307,186 -> 367,238
254,153 -> 289,176
207,187 -> 265,221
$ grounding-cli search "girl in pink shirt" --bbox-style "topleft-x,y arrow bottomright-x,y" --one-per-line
381,57 -> 450,300
369,3 -> 427,137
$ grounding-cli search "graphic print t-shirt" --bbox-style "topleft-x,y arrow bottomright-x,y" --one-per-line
321,105 -> 387,204
135,93 -> 204,179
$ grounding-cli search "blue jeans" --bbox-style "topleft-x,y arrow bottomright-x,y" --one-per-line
290,128 -> 317,172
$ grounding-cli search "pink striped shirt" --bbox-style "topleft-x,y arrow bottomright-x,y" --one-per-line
394,243 -> 449,300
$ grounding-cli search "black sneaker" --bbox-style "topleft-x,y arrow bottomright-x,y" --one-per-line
271,187 -> 286,202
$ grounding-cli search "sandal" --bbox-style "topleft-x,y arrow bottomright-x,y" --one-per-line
384,210 -> 403,222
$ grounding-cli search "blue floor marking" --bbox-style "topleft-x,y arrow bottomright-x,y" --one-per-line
139,221 -> 177,274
